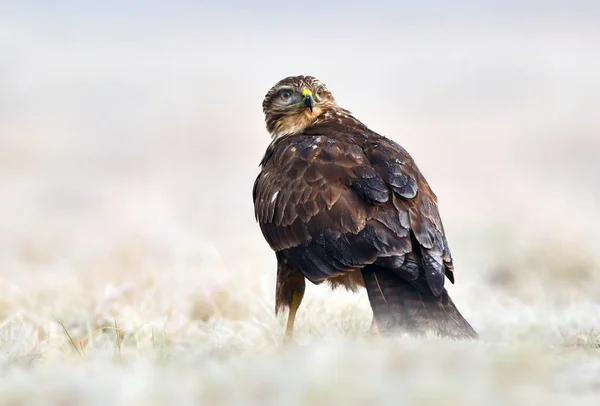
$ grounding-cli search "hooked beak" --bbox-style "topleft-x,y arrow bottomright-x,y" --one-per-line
302,89 -> 315,112
303,94 -> 315,112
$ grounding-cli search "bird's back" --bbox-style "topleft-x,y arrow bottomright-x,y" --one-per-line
254,113 -> 453,293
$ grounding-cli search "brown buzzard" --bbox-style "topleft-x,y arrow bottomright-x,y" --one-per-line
253,75 -> 477,342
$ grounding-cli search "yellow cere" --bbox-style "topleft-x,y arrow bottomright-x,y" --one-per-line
301,88 -> 313,97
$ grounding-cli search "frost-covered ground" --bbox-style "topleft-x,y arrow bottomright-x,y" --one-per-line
1,4 -> 600,405
1,199 -> 600,405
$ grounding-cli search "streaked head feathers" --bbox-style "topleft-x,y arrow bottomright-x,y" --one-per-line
262,75 -> 337,139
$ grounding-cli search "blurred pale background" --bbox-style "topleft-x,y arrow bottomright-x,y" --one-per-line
1,1 -> 600,404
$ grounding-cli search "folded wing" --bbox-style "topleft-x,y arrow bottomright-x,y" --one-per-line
253,131 -> 455,297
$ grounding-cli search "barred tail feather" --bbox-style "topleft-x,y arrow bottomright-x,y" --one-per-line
362,266 -> 478,339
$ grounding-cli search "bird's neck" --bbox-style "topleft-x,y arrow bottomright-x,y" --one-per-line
269,106 -> 360,141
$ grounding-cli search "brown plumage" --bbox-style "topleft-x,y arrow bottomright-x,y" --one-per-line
253,75 -> 477,341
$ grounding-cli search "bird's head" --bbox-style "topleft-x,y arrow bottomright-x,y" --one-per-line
262,75 -> 336,139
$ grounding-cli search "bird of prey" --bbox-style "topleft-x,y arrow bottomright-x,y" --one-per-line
253,75 -> 477,342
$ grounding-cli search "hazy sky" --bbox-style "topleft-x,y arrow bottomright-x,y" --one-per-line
2,1 -> 598,219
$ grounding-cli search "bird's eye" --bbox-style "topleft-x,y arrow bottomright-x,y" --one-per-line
279,89 -> 292,102
316,87 -> 325,99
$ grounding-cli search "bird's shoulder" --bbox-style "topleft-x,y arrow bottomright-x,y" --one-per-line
310,113 -> 429,200
253,130 -> 369,227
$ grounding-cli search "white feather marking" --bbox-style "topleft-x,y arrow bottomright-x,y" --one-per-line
271,191 -> 279,203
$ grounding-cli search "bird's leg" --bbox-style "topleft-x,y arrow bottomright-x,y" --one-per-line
283,290 -> 303,344
275,257 -> 306,345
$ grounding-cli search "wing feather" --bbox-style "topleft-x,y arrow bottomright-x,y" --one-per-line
254,128 -> 455,296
